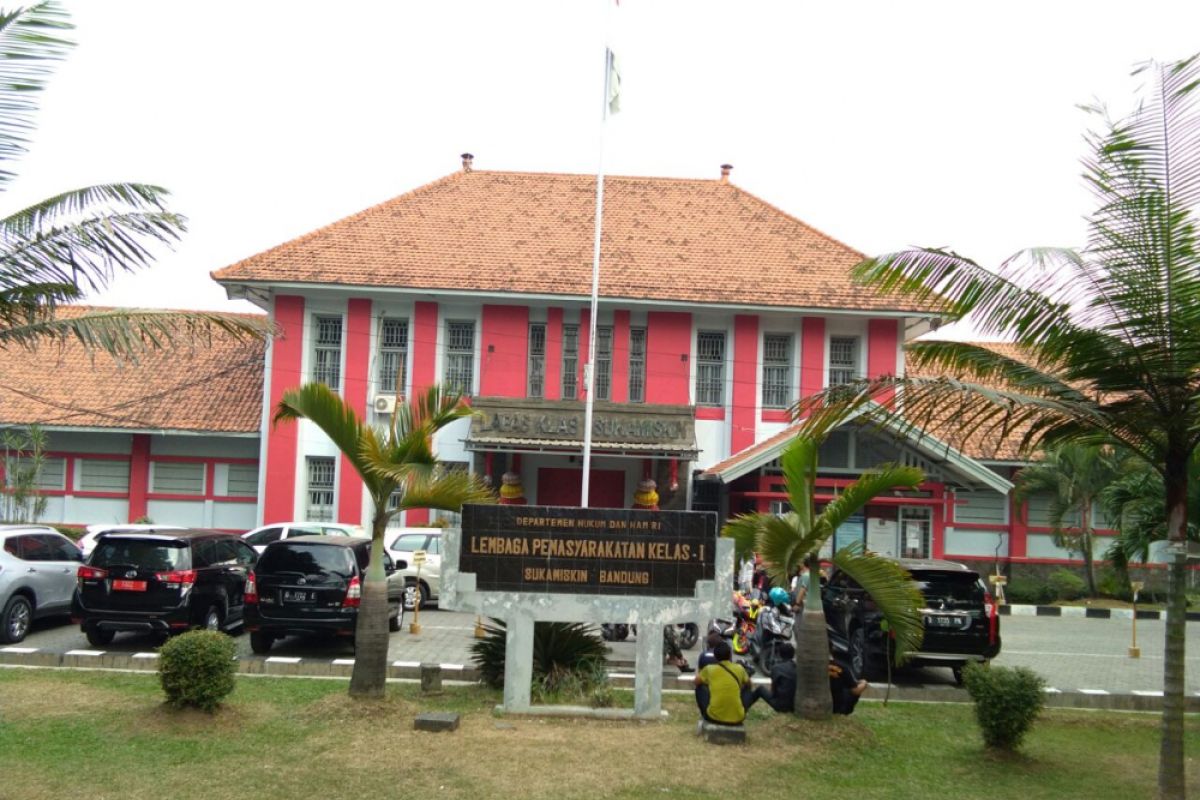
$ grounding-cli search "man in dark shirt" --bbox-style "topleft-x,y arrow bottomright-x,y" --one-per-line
745,643 -> 797,713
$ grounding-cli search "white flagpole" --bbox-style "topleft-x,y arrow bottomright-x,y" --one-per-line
581,45 -> 614,509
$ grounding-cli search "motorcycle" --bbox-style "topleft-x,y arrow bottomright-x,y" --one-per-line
601,622 -> 698,651
730,591 -> 764,656
749,603 -> 795,674
600,622 -> 630,642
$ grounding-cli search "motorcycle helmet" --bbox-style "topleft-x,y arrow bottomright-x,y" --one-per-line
768,586 -> 791,608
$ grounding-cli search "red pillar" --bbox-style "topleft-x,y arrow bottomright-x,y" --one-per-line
408,301 -> 439,525
263,295 -> 305,523
799,317 -> 825,401
611,310 -> 630,403
127,434 -> 151,522
545,308 -> 563,400
646,311 -> 692,405
480,305 -> 529,397
1009,488 -> 1028,559
731,315 -> 759,453
337,298 -> 371,526
867,318 -> 900,406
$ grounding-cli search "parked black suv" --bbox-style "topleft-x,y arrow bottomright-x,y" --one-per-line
244,535 -> 405,654
824,558 -> 1001,684
73,529 -> 258,646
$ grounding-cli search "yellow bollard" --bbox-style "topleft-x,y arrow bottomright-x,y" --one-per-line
1128,581 -> 1144,658
474,615 -> 486,638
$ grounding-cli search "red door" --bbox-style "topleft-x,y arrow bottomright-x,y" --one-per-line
537,468 -> 626,508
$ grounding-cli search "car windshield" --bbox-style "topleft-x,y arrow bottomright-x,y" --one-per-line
91,539 -> 189,571
258,543 -> 355,578
914,571 -> 983,609
391,534 -> 426,552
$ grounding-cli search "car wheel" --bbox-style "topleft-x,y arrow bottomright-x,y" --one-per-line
249,631 -> 274,654
1,595 -> 33,644
201,605 -> 222,632
85,626 -> 115,647
677,623 -> 699,650
849,627 -> 867,679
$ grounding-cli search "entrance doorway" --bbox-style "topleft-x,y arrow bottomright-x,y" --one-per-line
537,467 -> 626,508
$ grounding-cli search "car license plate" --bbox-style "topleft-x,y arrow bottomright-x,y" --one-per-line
112,579 -> 147,592
927,615 -> 955,627
283,590 -> 310,603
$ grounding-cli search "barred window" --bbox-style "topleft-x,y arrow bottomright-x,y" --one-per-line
78,459 -> 129,493
628,327 -> 646,403
378,318 -> 408,394
594,326 -> 613,400
306,457 -> 335,522
225,464 -> 259,497
151,462 -> 204,495
5,456 -> 65,491
312,315 -> 343,390
695,331 -> 726,407
829,336 -> 859,386
762,333 -> 793,409
528,324 -> 546,398
443,321 -> 475,395
561,324 -> 579,399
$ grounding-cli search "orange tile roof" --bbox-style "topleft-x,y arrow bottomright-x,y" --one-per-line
0,308 -> 266,434
213,169 -> 940,314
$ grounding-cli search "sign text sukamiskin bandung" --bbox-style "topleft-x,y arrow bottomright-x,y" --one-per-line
459,504 -> 717,597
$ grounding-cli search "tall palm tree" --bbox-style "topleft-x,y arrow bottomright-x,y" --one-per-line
273,382 -> 494,698
803,53 -> 1200,799
0,2 -> 268,359
1013,443 -> 1121,597
721,408 -> 926,720
1101,451 -> 1200,574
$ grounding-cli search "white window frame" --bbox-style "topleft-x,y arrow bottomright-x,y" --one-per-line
305,456 -> 336,522
312,315 -> 343,390
628,326 -> 647,403
761,332 -> 793,409
561,323 -> 579,399
695,330 -> 726,407
528,323 -> 546,398
378,317 -> 409,395
443,320 -> 475,395
828,335 -> 860,387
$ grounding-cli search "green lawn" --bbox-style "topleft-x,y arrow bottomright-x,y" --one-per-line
0,669 -> 1195,800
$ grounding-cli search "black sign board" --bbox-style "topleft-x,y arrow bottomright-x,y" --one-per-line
460,504 -> 717,597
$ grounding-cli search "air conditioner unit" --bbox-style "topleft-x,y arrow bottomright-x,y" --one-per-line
373,395 -> 396,414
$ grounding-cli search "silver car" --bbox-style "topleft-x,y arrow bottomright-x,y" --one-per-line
0,525 -> 83,643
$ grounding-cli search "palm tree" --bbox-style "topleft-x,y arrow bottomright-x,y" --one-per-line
803,53 -> 1200,798
1101,452 -> 1200,575
272,382 -> 494,698
721,409 -> 926,720
0,2 -> 268,359
1013,443 -> 1121,597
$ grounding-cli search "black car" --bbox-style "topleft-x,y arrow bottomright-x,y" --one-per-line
243,535 -> 405,654
73,529 -> 258,646
824,558 -> 1001,684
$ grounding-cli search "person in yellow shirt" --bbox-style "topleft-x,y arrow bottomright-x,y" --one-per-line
693,640 -> 751,726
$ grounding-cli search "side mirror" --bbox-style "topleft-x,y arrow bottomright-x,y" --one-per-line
384,563 -> 397,575
393,559 -> 408,571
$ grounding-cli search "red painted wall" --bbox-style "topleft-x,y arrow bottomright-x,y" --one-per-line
337,298 -> 371,525
800,317 -> 825,400
127,434 -> 151,522
480,304 -> 529,397
646,312 -> 692,404
611,310 -> 630,403
411,301 -> 439,396
264,295 -> 305,523
545,308 -> 563,401
577,309 -> 591,400
867,318 -> 900,406
731,315 -> 759,453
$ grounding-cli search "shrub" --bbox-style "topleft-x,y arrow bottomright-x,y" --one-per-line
962,663 -> 1046,751
1097,568 -> 1130,601
471,619 -> 609,704
158,630 -> 237,712
1005,578 -> 1057,605
1048,569 -> 1086,601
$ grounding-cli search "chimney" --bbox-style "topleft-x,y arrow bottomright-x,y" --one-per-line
461,152 -> 474,173
719,163 -> 733,183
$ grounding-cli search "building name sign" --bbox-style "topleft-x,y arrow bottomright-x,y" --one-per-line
460,505 -> 716,597
471,398 -> 695,446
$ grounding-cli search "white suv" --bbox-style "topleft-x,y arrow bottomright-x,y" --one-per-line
0,525 -> 83,643
242,521 -> 368,554
385,528 -> 442,610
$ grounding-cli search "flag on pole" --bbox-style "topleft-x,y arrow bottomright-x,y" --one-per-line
606,47 -> 621,116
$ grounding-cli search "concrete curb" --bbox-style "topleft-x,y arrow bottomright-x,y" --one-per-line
2,647 -> 1196,714
999,604 -> 1200,621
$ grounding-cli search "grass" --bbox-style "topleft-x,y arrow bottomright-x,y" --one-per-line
0,668 -> 1196,800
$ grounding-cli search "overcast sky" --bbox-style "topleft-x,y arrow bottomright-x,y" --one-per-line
10,1 -> 1200,333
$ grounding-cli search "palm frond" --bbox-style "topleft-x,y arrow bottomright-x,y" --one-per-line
393,384 -> 473,439
0,1 -> 71,188
831,543 -> 924,663
819,464 -> 924,533
0,210 -> 187,297
0,183 -> 172,239
388,468 -> 495,515
273,382 -> 366,474
756,512 -> 816,584
0,308 -> 272,359
719,513 -> 766,564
